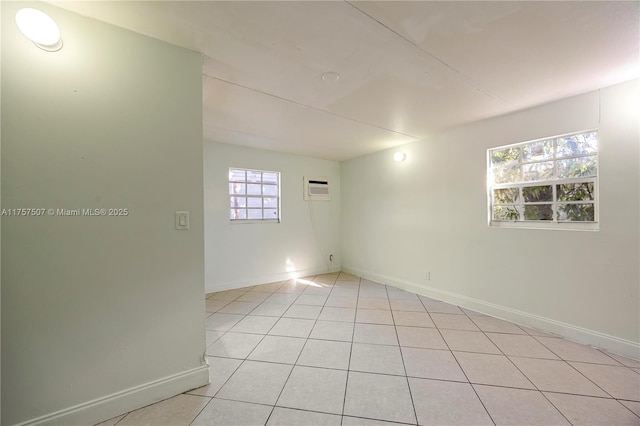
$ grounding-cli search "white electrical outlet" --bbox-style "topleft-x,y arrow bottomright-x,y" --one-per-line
424,272 -> 431,280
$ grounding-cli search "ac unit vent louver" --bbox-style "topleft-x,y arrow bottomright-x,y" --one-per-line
304,176 -> 330,201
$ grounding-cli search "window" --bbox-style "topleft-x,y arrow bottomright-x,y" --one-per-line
229,168 -> 280,222
488,130 -> 598,229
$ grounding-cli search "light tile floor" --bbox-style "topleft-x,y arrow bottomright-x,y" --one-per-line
98,272 -> 640,426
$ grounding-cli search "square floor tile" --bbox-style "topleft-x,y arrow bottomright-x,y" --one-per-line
544,392 -> 640,425
620,400 -> 640,417
206,330 -> 224,347
392,311 -> 435,328
487,333 -> 559,359
334,281 -> 360,289
216,360 -> 292,405
396,326 -> 448,349
344,371 -> 416,424
191,398 -> 272,426
277,282 -> 307,294
265,293 -> 299,305
422,300 -> 464,314
236,292 -> 270,303
118,394 -> 209,426
230,315 -> 279,334
297,339 -> 351,370
188,356 -> 242,397
357,287 -> 388,299
267,407 -> 341,426
318,306 -> 356,322
247,335 -> 306,364
341,417 -> 407,426
440,329 -> 501,354
277,366 -> 347,415
510,357 -> 608,397
353,323 -> 398,345
431,313 -> 480,331
95,414 -> 125,426
402,347 -> 467,381
217,301 -> 259,315
356,309 -> 394,325
206,313 -> 244,331
325,295 -> 358,308
338,272 -> 360,281
268,317 -> 316,338
283,304 -> 322,320
389,299 -> 425,312
329,287 -> 359,298
310,320 -> 354,342
303,286 -> 332,296
455,352 -> 535,389
606,352 -> 640,368
386,288 -> 419,300
536,336 -> 622,365
206,332 -> 264,359
474,384 -> 569,425
249,303 -> 289,317
570,361 -> 640,400
409,378 -> 493,426
294,294 -> 328,306
357,297 -> 390,310
469,316 -> 525,334
350,343 -> 405,375
460,307 -> 489,316
252,282 -> 285,293
206,299 -> 231,313
314,274 -> 338,285
209,289 -> 248,301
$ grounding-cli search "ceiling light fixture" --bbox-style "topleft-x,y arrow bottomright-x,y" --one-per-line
15,8 -> 63,51
321,71 -> 340,82
393,152 -> 406,162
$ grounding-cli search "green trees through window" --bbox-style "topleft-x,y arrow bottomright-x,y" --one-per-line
489,131 -> 598,225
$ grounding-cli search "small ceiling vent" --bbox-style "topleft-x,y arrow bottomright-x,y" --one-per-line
304,176 -> 330,201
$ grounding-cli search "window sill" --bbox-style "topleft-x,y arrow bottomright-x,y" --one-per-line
230,219 -> 280,225
490,220 -> 599,231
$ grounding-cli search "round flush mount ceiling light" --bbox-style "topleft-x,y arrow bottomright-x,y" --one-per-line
15,8 -> 63,51
321,71 -> 340,82
393,152 -> 407,162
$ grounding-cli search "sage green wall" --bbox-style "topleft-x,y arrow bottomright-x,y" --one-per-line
204,142 -> 341,292
2,2 -> 206,424
341,80 -> 640,358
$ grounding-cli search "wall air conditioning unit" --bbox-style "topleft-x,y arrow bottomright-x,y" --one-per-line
303,176 -> 330,201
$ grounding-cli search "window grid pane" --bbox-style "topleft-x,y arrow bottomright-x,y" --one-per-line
488,131 -> 598,225
229,168 -> 280,222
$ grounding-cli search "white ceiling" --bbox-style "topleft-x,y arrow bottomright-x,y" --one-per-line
51,1 -> 639,161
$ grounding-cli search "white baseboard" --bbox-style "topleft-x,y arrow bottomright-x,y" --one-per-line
206,265 -> 342,294
15,364 -> 210,426
344,266 -> 640,360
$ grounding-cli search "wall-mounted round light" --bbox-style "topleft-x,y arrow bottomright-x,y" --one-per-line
15,8 -> 63,51
393,152 -> 406,162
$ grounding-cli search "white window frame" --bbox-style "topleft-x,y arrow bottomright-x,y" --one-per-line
229,168 -> 281,224
487,130 -> 599,231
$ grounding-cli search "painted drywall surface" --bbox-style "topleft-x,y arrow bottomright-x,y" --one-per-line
204,142 -> 341,292
342,80 -> 639,356
2,2 -> 206,425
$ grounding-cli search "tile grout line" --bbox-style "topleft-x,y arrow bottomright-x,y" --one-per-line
340,274 -> 360,425
182,274 -> 640,426
387,283 -> 419,425
262,275 -> 320,426
266,273 -> 341,424
417,292 -> 497,425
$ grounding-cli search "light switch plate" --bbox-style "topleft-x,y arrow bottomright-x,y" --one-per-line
175,211 -> 190,230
